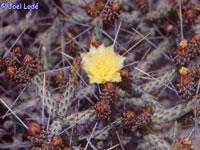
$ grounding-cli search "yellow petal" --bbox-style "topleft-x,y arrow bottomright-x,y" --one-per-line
81,43 -> 126,84
111,73 -> 122,82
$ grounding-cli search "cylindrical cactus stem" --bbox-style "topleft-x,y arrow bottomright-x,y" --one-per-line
141,68 -> 176,94
124,96 -> 143,107
58,83 -> 76,118
151,97 -> 197,124
49,119 -> 64,136
63,109 -> 96,127
125,93 -> 164,112
141,94 -> 164,110
144,134 -> 170,150
32,75 -> 57,117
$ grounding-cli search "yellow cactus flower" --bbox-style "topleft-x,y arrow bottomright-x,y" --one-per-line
179,39 -> 188,49
81,44 -> 126,84
179,66 -> 189,75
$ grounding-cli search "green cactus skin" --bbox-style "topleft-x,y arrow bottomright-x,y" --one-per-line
58,83 -> 76,118
125,93 -> 164,112
63,109 -> 96,127
32,75 -> 58,117
49,119 -> 63,136
33,74 -> 98,136
144,134 -> 170,150
141,68 -> 176,94
50,110 -> 96,136
151,97 -> 197,124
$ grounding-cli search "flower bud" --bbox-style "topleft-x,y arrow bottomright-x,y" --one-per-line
28,122 -> 41,136
51,135 -> 63,146
23,54 -> 34,64
6,66 -> 16,76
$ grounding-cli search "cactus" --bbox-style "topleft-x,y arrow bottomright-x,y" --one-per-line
141,68 -> 176,94
143,134 -> 171,150
63,109 -> 96,126
1,0 -> 200,149
152,97 -> 197,124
